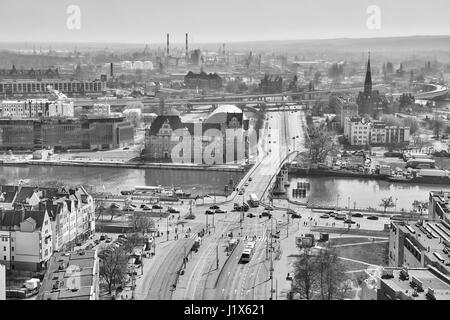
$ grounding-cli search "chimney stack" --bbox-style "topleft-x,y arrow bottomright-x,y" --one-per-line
110,62 -> 114,77
186,33 -> 189,59
166,33 -> 170,57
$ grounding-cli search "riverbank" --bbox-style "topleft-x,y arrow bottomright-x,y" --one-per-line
0,159 -> 249,173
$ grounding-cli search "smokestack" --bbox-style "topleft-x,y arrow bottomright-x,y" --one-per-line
186,33 -> 189,59
110,62 -> 114,77
166,33 -> 170,57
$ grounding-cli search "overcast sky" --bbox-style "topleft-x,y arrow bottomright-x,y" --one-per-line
0,0 -> 449,44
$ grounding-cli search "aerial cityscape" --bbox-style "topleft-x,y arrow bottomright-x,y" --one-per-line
1,0 -> 450,308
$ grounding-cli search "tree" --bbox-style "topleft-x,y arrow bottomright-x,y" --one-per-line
291,246 -> 350,300
99,248 -> 128,294
380,196 -> 395,212
402,117 -> 419,135
109,203 -> 120,221
431,119 -> 446,139
123,232 -> 143,254
316,244 -> 351,300
129,212 -> 155,235
412,200 -> 428,215
306,124 -> 335,164
291,248 -> 320,300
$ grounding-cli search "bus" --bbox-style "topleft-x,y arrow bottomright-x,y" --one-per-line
248,194 -> 260,207
240,241 -> 256,263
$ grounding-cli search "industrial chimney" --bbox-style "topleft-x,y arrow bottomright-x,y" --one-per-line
110,62 -> 114,77
185,33 -> 189,59
166,33 -> 170,57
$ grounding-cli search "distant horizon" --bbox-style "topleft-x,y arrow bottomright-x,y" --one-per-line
1,0 -> 449,45
1,34 -> 450,48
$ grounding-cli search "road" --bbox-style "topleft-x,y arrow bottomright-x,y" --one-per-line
171,107 -> 307,300
140,107 -> 307,300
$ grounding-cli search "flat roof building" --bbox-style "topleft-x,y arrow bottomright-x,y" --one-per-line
37,250 -> 99,300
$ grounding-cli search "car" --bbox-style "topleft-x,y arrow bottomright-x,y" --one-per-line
265,206 -> 274,211
111,203 -> 120,209
118,234 -> 127,239
261,211 -> 272,218
105,238 -> 112,243
100,235 -> 106,241
123,207 -> 134,212
334,215 -> 346,220
215,209 -> 226,214
76,241 -> 82,247
352,213 -> 363,218
248,177 -> 253,182
291,213 -> 301,219
209,205 -> 220,210
168,207 -> 180,213
367,215 -> 379,220
141,205 -> 152,211
246,213 -> 255,218
205,210 -> 215,215
94,239 -> 101,245
320,214 -> 330,219
123,147 -> 130,150
244,183 -> 249,187
344,219 -> 356,224
152,204 -> 163,210
238,190 -> 244,195
327,211 -> 336,217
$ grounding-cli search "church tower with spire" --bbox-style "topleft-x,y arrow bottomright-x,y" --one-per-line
364,52 -> 372,97
357,52 -> 388,118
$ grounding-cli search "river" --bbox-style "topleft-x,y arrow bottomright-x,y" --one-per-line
288,176 -> 450,212
0,165 -> 245,196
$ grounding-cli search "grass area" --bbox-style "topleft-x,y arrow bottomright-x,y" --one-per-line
339,260 -> 369,272
329,237 -> 372,246
334,242 -> 388,267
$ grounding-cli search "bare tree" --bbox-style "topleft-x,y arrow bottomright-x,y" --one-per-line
99,248 -> 128,294
412,200 -> 428,215
306,124 -> 335,164
129,212 -> 155,236
316,245 -> 350,300
291,248 -> 320,300
380,196 -> 395,213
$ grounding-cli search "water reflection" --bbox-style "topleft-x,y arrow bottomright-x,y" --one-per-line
288,177 -> 448,211
0,166 -> 244,196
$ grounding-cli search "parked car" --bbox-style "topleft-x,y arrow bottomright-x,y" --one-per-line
265,206 -> 274,211
320,214 -> 330,219
344,219 -> 356,224
327,211 -> 336,217
215,209 -> 227,214
246,213 -> 256,218
291,213 -> 301,219
238,190 -> 244,195
209,205 -> 220,210
367,215 -> 379,220
152,204 -> 163,210
118,234 -> 127,239
244,183 -> 249,187
168,207 -> 180,213
205,210 -> 215,215
100,235 -> 106,241
94,239 -> 101,245
141,204 -> 152,211
105,238 -> 112,243
248,177 -> 253,182
352,213 -> 363,218
261,211 -> 272,218
123,207 -> 134,212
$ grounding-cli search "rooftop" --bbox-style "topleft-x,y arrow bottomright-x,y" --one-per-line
37,250 -> 99,300
379,266 -> 450,300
